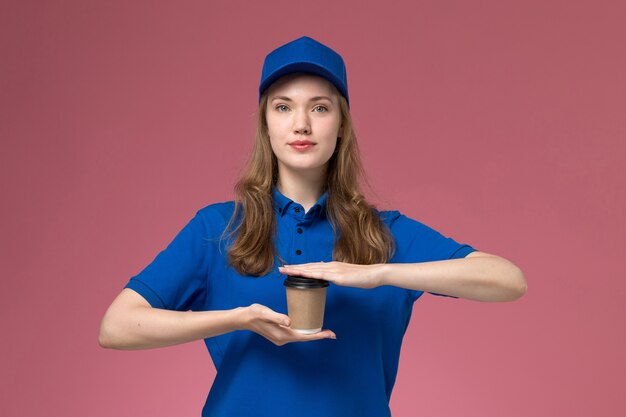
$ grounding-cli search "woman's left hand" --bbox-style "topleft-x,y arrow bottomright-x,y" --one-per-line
278,262 -> 384,289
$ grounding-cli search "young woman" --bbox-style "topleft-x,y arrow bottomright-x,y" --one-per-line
99,35 -> 527,416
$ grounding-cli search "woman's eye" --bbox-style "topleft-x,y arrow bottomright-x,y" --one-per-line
275,105 -> 327,112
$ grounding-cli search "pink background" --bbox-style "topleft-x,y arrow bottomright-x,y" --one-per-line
1,0 -> 624,416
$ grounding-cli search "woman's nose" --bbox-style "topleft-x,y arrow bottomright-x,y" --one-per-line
293,110 -> 311,134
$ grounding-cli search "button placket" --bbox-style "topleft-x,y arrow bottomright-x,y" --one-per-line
293,204 -> 305,259
295,220 -> 310,258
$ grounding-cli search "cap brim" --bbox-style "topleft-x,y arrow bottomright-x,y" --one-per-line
259,62 -> 347,103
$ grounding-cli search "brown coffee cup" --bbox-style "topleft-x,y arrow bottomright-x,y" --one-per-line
283,276 -> 329,334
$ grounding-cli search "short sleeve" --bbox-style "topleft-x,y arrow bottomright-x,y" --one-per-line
123,210 -> 211,311
387,211 -> 477,301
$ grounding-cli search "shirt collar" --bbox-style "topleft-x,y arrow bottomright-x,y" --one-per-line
272,185 -> 329,218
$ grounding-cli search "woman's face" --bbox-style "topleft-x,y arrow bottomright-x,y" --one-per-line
265,73 -> 342,178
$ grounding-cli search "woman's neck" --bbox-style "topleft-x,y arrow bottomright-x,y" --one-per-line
277,175 -> 327,214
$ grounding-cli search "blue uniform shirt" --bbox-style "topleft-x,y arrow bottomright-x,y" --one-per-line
124,186 -> 477,416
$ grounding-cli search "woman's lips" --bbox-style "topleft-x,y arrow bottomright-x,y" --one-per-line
289,144 -> 315,151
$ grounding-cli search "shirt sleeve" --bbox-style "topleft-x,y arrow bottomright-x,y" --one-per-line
123,209 -> 212,311
387,211 -> 477,301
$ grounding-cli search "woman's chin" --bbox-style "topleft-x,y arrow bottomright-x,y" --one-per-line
282,161 -> 329,172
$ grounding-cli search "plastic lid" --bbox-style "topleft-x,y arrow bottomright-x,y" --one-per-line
283,275 -> 329,289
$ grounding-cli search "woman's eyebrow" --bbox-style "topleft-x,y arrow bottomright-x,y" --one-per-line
271,95 -> 333,102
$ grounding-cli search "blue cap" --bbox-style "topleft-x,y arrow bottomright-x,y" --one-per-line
259,36 -> 350,108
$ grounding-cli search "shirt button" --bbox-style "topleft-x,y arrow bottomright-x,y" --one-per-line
294,207 -> 300,213
295,249 -> 302,255
297,228 -> 302,234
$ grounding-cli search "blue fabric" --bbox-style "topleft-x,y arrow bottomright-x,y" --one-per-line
124,186 -> 476,416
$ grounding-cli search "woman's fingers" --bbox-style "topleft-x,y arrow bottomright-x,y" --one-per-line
246,304 -> 336,345
273,314 -> 291,327
271,325 -> 337,345
288,328 -> 337,341
312,330 -> 337,340
255,304 -> 291,326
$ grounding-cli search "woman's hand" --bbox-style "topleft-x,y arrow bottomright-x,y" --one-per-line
241,304 -> 337,346
279,261 -> 384,289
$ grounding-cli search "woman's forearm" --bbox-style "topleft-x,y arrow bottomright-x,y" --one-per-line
99,306 -> 246,350
378,256 -> 527,302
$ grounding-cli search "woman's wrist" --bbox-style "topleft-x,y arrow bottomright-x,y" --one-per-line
232,306 -> 250,331
373,263 -> 390,287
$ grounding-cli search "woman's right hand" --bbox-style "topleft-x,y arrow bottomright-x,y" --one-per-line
240,303 -> 337,346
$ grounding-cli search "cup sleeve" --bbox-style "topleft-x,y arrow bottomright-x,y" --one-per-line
123,210 -> 212,311
386,211 -> 477,301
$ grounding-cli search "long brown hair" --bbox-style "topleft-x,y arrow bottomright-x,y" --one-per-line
220,89 -> 396,277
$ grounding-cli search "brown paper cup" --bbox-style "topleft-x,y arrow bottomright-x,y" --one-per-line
283,276 -> 329,334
